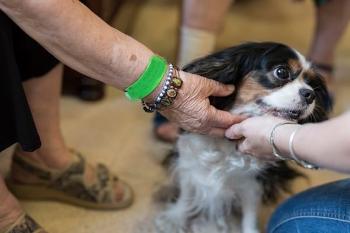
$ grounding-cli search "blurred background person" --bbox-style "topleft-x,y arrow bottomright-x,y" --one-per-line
154,0 -> 350,143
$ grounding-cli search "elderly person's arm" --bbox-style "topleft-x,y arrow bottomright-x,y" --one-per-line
0,0 -> 150,88
0,0 -> 244,136
225,112 -> 350,173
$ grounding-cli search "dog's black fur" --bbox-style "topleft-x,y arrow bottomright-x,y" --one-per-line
183,42 -> 331,118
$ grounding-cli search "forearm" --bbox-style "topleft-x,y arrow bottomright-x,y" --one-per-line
0,0 -> 153,89
275,112 -> 350,173
0,0 -> 244,136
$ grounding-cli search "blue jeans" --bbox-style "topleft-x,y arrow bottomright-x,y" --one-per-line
268,178 -> 350,233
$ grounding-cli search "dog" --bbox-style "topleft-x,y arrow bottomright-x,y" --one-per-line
154,42 -> 332,233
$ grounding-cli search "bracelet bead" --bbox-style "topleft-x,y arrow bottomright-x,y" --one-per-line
142,65 -> 183,112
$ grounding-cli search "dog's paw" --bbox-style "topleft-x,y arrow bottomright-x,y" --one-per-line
155,213 -> 186,233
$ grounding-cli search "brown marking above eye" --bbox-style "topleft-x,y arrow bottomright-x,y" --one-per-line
302,70 -> 315,77
234,74 -> 271,106
301,69 -> 323,83
288,59 -> 302,74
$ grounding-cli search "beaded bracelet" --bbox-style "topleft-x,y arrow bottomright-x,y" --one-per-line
142,65 -> 183,112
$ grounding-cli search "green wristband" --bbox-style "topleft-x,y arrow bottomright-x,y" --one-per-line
125,55 -> 167,101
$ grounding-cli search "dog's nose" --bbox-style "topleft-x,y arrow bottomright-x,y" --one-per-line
299,88 -> 315,104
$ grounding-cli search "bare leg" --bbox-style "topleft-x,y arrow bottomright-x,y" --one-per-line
308,0 -> 350,78
178,0 -> 233,67
18,64 -> 70,169
11,64 -> 124,200
0,174 -> 23,231
155,0 -> 233,142
182,0 -> 233,32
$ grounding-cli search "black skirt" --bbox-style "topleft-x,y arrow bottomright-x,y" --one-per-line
0,11 -> 59,152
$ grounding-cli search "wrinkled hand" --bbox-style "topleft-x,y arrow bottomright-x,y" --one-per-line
160,71 -> 245,137
225,116 -> 289,160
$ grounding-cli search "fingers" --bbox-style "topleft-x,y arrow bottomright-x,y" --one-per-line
236,139 -> 249,153
208,128 -> 226,137
225,123 -> 245,139
205,110 -> 246,137
236,139 -> 276,161
209,108 -> 246,129
205,79 -> 235,97
203,107 -> 246,137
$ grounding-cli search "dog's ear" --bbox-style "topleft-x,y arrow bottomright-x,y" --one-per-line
182,42 -> 267,110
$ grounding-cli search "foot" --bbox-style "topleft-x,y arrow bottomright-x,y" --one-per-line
154,122 -> 179,143
0,178 -> 24,232
9,147 -> 129,207
1,214 -> 48,233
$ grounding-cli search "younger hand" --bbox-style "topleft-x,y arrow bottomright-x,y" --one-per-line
225,116 -> 288,160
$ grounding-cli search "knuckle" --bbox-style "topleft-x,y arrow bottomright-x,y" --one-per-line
240,124 -> 248,134
204,78 -> 218,89
234,124 -> 242,133
234,125 -> 244,136
190,120 -> 204,133
200,112 -> 210,124
240,141 -> 252,153
211,80 -> 222,90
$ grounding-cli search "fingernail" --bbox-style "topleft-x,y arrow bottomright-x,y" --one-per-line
240,114 -> 251,120
227,85 -> 235,92
225,128 -> 234,139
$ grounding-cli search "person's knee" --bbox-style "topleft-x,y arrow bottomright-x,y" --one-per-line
268,217 -> 350,233
267,179 -> 350,233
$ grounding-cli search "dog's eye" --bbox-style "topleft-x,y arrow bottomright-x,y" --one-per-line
273,66 -> 291,80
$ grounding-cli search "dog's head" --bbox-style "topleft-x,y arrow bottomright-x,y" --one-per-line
183,42 -> 332,123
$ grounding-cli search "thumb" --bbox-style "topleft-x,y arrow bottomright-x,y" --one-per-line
209,107 -> 246,128
225,124 -> 245,140
206,79 -> 235,97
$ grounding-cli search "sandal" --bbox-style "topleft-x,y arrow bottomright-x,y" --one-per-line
6,151 -> 133,210
1,214 -> 47,233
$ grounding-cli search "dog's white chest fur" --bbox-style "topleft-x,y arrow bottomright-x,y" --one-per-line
177,133 -> 265,190
155,134 -> 265,233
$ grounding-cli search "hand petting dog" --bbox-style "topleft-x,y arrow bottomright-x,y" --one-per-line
226,116 -> 292,160
160,71 -> 245,137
